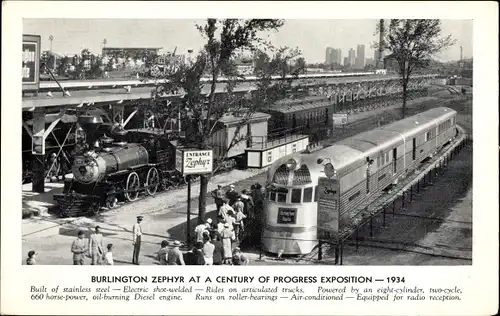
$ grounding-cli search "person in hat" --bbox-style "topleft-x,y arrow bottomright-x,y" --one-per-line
89,226 -> 104,265
211,184 -> 225,212
232,247 -> 249,265
194,218 -> 212,243
167,241 -> 185,265
26,250 -> 37,265
225,184 -> 239,206
221,223 -> 235,264
71,230 -> 87,265
157,240 -> 169,265
132,216 -> 144,265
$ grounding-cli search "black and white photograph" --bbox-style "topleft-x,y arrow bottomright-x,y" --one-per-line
20,17 -> 474,266
2,2 -> 498,315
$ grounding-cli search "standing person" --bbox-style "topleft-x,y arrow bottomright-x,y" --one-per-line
225,210 -> 236,231
194,219 -> 212,243
225,184 -> 239,206
211,235 -> 224,266
157,240 -> 169,265
240,189 -> 255,219
26,250 -> 37,265
88,226 -> 104,265
167,240 -> 185,265
232,197 -> 244,216
193,242 -> 206,265
132,216 -> 143,265
234,207 -> 247,243
221,223 -> 235,264
104,244 -> 114,265
211,184 -> 225,212
71,231 -> 87,265
218,199 -> 234,222
202,235 -> 215,265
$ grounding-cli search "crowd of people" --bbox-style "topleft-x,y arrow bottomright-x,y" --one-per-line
25,182 -> 266,266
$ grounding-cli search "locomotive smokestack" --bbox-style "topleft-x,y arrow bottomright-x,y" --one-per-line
78,115 -> 103,148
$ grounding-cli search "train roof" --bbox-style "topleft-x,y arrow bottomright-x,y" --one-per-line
267,106 -> 458,184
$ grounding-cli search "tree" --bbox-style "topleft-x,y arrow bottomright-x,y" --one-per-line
295,57 -> 306,74
151,19 -> 303,223
375,19 -> 455,117
57,56 -> 71,76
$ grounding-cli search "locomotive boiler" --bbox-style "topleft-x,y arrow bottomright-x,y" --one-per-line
53,115 -> 184,217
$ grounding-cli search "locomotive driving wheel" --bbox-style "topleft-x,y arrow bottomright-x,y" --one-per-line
146,167 -> 160,196
125,172 -> 140,202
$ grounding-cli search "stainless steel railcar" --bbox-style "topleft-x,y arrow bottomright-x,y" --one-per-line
262,107 -> 458,255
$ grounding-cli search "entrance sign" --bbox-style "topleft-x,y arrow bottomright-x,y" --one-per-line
22,34 -> 41,92
332,113 -> 348,126
176,148 -> 213,176
317,177 -> 340,240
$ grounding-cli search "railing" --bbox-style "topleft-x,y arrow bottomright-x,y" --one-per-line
249,133 -> 308,150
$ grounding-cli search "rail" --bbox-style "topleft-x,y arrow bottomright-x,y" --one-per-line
37,73 -> 439,91
37,72 -> 379,90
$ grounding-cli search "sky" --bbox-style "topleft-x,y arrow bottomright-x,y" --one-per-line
23,19 -> 473,63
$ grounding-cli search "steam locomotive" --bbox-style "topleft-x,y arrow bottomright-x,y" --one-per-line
53,115 -> 187,217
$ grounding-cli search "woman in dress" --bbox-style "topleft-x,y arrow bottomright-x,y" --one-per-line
220,223 -> 235,264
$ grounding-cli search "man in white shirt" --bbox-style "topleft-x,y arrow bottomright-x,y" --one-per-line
194,218 -> 212,243
132,216 -> 143,265
88,226 -> 104,265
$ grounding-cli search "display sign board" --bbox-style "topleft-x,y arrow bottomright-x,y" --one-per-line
32,135 -> 45,155
175,148 -> 213,175
317,177 -> 340,240
22,34 -> 41,92
277,208 -> 297,224
332,113 -> 348,126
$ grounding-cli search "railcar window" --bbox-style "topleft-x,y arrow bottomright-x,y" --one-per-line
291,189 -> 302,203
385,152 -> 389,163
349,191 -> 361,202
377,157 -> 381,168
314,185 -> 319,202
270,192 -> 276,201
277,192 -> 287,203
303,187 -> 313,202
378,174 -> 386,181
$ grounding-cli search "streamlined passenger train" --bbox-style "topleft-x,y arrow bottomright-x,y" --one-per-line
262,107 -> 458,255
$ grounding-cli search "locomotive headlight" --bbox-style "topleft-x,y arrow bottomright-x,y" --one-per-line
285,158 -> 297,170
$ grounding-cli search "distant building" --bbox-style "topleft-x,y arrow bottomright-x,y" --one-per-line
102,47 -> 162,57
365,58 -> 375,67
343,57 -> 349,67
325,47 -> 334,64
356,45 -> 365,69
348,49 -> 356,67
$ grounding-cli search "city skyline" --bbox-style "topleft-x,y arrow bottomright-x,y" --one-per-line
23,19 -> 473,63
